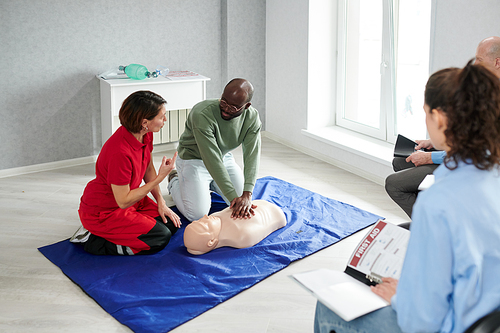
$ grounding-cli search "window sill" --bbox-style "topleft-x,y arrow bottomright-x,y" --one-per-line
301,126 -> 394,167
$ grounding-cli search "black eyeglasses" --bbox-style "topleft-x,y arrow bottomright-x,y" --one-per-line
220,99 -> 245,114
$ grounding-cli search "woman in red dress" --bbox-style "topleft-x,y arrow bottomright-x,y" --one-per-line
76,90 -> 181,255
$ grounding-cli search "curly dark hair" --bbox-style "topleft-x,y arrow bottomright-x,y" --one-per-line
424,59 -> 500,170
119,91 -> 167,134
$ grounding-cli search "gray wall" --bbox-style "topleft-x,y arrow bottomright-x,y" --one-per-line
0,0 -> 265,171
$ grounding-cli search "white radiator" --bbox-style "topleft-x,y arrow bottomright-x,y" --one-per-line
153,108 -> 190,145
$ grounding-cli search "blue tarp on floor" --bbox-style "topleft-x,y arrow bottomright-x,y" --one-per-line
39,176 -> 381,333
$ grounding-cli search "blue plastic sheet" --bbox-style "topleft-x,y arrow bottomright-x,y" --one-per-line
39,176 -> 382,333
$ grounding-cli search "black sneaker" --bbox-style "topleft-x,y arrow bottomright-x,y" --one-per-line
70,225 -> 91,243
168,169 -> 178,182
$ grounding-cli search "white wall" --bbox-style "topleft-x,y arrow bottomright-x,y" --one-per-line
226,0 -> 266,128
266,0 -> 500,184
307,0 -> 337,130
430,0 -> 500,72
266,0 -> 309,138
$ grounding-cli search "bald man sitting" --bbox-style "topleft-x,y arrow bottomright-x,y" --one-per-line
385,36 -> 500,220
183,200 -> 286,255
475,36 -> 500,79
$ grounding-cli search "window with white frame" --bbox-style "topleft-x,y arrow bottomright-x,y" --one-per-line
336,0 -> 431,143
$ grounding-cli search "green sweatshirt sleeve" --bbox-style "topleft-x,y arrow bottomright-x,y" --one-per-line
241,118 -> 262,193
192,122 -> 239,201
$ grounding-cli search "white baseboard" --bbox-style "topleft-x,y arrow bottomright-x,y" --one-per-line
0,155 -> 98,179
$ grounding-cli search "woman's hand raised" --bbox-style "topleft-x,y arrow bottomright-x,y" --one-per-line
158,152 -> 178,181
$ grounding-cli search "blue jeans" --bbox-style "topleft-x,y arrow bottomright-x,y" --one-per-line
167,153 -> 244,222
314,301 -> 403,333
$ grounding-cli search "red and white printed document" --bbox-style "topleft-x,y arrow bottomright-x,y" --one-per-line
346,220 -> 409,284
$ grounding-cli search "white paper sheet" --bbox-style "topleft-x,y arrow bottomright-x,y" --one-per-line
418,174 -> 435,191
291,268 -> 389,322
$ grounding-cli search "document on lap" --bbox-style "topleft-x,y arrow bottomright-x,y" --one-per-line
418,174 -> 435,191
345,219 -> 409,285
291,220 -> 410,321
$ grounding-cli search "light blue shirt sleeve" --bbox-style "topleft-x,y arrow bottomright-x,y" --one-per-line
431,151 -> 445,164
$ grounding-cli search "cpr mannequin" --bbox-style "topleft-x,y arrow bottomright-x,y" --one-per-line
183,200 -> 286,255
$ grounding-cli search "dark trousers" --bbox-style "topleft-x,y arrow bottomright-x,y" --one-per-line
385,157 -> 439,218
84,216 -> 178,255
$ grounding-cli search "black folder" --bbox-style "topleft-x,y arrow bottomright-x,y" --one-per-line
394,134 -> 434,158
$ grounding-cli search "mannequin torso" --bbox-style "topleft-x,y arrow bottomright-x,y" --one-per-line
184,200 -> 286,254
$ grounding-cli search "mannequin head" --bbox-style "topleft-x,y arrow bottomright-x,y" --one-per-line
184,215 -> 222,255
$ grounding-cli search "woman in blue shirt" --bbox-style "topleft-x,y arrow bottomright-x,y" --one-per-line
315,60 -> 500,333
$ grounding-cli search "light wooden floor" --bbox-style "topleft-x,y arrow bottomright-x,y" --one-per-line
0,137 -> 407,332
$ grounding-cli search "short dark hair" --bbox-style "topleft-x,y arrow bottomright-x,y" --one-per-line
425,59 -> 500,170
119,91 -> 166,133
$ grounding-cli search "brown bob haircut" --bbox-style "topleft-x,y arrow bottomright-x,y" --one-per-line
119,90 -> 167,134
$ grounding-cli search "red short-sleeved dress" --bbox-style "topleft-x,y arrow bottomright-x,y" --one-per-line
78,126 -> 159,254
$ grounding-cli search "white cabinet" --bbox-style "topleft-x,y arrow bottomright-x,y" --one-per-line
98,74 -> 210,146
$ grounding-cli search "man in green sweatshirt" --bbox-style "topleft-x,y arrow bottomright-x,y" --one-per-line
167,78 -> 262,222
